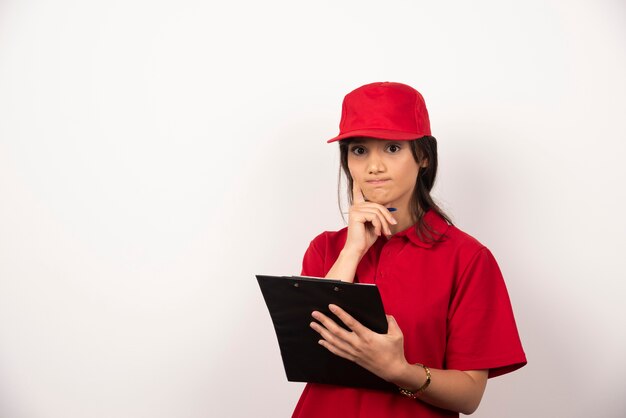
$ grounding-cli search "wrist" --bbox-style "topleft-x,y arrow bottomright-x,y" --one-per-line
325,248 -> 364,283
397,363 -> 432,399
339,247 -> 365,261
392,362 -> 429,392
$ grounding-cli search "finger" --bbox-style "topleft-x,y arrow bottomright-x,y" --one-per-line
318,339 -> 356,362
349,208 -> 383,236
353,208 -> 391,236
310,321 -> 355,354
386,315 -> 401,333
383,207 -> 398,225
368,214 -> 382,237
352,182 -> 366,204
386,315 -> 405,342
369,209 -> 391,236
311,311 -> 356,342
356,202 -> 398,226
329,304 -> 369,337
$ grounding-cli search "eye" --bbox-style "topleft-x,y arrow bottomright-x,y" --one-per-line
386,144 -> 401,153
350,146 -> 366,156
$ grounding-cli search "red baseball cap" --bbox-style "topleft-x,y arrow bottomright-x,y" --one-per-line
327,81 -> 432,143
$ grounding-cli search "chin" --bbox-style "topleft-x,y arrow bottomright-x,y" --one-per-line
363,190 -> 399,207
366,197 -> 394,206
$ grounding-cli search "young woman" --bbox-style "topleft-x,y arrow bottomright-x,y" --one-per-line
292,82 -> 526,418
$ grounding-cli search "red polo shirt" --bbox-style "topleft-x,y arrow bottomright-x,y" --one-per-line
292,210 -> 527,418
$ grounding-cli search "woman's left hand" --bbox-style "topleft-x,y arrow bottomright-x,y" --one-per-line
310,304 -> 409,383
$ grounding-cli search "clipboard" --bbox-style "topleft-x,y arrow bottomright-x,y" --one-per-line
256,274 -> 396,391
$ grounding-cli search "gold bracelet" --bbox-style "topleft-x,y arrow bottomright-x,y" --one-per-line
398,363 -> 431,399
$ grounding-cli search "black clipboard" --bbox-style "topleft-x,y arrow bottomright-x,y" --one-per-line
256,274 -> 396,391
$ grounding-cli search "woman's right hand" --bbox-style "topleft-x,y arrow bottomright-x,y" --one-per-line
324,183 -> 398,283
344,183 -> 398,258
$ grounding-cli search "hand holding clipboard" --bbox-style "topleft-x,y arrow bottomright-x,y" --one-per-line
256,274 -> 396,391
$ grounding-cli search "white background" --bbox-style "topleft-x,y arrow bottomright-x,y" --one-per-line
1,0 -> 625,417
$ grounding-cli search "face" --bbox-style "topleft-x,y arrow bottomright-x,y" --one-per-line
347,137 -> 425,210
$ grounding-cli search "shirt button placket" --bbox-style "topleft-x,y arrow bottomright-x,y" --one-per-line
376,241 -> 390,281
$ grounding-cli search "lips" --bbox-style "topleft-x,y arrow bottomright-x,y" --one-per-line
366,179 -> 391,186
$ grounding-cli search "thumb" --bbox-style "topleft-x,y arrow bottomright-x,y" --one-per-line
352,182 -> 366,204
386,315 -> 402,334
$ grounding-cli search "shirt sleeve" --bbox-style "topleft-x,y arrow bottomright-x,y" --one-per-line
445,247 -> 527,378
300,234 -> 326,278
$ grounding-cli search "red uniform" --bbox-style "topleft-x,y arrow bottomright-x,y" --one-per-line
292,209 -> 527,418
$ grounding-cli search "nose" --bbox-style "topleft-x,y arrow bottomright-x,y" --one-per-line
366,149 -> 385,174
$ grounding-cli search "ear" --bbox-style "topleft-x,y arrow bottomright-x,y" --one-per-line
420,158 -> 429,169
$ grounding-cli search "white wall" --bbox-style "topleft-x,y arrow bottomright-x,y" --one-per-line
0,0 -> 624,417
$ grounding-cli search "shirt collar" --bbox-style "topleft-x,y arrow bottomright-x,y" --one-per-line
394,209 -> 450,248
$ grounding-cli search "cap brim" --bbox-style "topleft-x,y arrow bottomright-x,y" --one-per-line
327,129 -> 427,143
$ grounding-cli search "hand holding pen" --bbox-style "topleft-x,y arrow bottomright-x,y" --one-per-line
343,183 -> 398,259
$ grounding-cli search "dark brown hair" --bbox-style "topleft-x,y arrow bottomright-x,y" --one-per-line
338,136 -> 453,243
